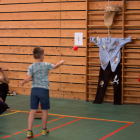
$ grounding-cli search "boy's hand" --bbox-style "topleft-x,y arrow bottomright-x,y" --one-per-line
20,81 -> 24,86
60,60 -> 66,64
53,60 -> 66,69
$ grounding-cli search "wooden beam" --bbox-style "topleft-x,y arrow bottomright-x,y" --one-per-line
121,0 -> 125,104
86,0 -> 89,101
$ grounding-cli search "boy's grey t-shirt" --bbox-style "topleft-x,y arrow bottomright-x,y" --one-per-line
27,62 -> 53,89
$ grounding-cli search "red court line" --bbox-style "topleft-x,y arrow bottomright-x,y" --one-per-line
60,116 -> 66,118
51,119 -> 59,121
0,117 -> 63,139
1,135 -> 11,139
6,110 -> 133,140
99,123 -> 132,140
49,119 -> 81,131
13,132 -> 22,135
33,125 -> 41,128
24,118 -> 81,140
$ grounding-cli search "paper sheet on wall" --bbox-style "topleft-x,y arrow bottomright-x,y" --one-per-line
74,33 -> 83,46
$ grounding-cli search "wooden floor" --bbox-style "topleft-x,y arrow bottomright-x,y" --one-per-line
0,95 -> 140,140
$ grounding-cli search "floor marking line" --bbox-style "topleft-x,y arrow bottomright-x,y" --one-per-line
8,110 -> 134,124
48,113 -> 134,124
24,118 -> 82,140
1,135 -> 11,139
13,132 -> 22,135
9,110 -> 30,113
0,111 -> 19,117
0,117 -> 64,139
99,123 -> 132,140
33,125 -> 41,128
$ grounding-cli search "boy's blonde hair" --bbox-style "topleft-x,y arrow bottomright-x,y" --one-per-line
33,46 -> 44,59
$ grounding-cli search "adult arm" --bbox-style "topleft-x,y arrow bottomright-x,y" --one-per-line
0,67 -> 9,84
0,97 -> 3,102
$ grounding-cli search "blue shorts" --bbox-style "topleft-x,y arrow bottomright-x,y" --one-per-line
30,88 -> 50,110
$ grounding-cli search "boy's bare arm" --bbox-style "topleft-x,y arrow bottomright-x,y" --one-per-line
53,60 -> 65,69
20,74 -> 32,86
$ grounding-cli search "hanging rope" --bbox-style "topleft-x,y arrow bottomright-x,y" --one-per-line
108,0 -> 110,36
108,27 -> 110,37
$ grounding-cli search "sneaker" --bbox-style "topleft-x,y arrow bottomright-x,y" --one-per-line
42,129 -> 49,135
7,90 -> 14,96
27,130 -> 34,138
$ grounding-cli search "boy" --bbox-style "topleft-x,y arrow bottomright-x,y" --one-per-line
20,46 -> 65,138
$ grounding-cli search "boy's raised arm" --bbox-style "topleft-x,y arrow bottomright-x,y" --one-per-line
53,60 -> 65,69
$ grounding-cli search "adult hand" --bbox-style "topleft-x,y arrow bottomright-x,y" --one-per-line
0,67 -> 4,72
0,97 -> 3,102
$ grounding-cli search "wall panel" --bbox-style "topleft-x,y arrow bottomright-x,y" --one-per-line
86,0 -> 140,104
0,0 -> 86,100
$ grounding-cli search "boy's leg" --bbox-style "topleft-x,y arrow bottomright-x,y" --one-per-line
39,88 -> 50,135
28,88 -> 39,130
27,88 -> 39,138
42,110 -> 48,129
28,109 -> 37,130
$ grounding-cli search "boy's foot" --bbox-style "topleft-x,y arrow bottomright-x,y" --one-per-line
42,129 -> 49,135
27,130 -> 34,138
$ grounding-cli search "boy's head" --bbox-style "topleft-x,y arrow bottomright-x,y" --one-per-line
33,46 -> 44,61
